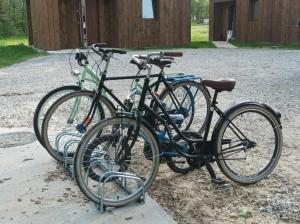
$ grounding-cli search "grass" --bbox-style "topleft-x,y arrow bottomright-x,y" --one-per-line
133,24 -> 215,50
231,40 -> 300,49
0,36 -> 28,46
189,24 -> 215,48
0,36 -> 46,68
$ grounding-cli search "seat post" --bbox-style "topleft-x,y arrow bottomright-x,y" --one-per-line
202,89 -> 220,141
211,89 -> 220,106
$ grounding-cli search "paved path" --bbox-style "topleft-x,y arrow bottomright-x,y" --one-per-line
212,41 -> 238,48
0,128 -> 176,224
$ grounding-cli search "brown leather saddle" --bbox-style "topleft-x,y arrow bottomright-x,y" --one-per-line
201,79 -> 236,91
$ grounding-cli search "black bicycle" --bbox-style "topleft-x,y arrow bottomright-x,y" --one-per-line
41,45 -> 211,166
73,54 -> 283,207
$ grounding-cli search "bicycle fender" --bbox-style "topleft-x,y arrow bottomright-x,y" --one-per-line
211,101 -> 282,145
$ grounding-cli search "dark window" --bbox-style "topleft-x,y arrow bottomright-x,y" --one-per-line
142,0 -> 157,19
249,0 -> 259,21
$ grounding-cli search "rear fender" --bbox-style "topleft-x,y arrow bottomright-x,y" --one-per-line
211,101 -> 282,145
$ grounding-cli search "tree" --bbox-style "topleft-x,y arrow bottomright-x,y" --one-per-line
191,0 -> 209,24
0,0 -> 27,36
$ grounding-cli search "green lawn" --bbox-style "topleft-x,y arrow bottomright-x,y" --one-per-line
134,25 -> 215,50
189,24 -> 215,48
0,35 -> 28,46
0,36 -> 46,68
191,24 -> 209,42
231,40 -> 300,50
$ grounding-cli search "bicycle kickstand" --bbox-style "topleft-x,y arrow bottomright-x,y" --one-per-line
202,158 -> 226,185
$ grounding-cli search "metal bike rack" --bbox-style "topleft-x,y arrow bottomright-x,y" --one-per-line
55,131 -> 83,179
63,139 -> 81,179
97,171 -> 145,213
55,131 -> 82,153
84,161 -> 145,213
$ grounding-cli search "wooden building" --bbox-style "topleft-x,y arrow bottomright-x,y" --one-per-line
26,0 -> 191,50
209,0 -> 300,43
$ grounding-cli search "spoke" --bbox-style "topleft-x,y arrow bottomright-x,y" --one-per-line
221,142 -> 245,152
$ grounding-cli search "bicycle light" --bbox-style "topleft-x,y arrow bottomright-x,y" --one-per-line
71,69 -> 81,77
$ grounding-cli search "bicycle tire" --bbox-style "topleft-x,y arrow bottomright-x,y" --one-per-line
42,90 -> 116,164
214,104 -> 283,185
33,85 -> 80,147
155,81 -> 211,134
74,116 -> 160,207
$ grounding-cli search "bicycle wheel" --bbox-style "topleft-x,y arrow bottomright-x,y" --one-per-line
156,81 -> 211,134
215,104 -> 283,184
74,117 -> 160,207
42,90 -> 115,164
33,85 -> 80,147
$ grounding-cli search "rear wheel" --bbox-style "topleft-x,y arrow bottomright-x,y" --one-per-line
215,104 -> 282,184
74,117 -> 160,207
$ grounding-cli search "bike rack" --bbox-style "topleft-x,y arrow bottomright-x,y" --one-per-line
97,171 -> 145,213
55,131 -> 83,179
63,139 -> 81,179
84,160 -> 145,213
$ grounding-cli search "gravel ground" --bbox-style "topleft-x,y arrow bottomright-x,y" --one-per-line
0,48 -> 299,223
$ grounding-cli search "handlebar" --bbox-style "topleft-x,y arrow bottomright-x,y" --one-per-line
92,43 -> 127,57
131,51 -> 182,69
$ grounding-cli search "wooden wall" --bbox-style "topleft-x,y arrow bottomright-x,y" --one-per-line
59,0 -> 81,49
109,0 -> 191,48
210,0 -> 300,43
27,0 -> 60,49
27,0 -> 191,50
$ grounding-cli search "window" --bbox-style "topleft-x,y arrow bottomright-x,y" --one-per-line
142,0 -> 157,19
249,0 -> 259,21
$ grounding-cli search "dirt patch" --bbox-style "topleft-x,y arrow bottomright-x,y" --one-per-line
149,151 -> 300,223
44,165 -> 69,183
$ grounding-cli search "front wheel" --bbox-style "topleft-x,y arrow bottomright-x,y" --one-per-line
156,81 -> 211,134
74,117 -> 160,207
33,85 -> 80,147
41,91 -> 115,164
215,104 -> 283,185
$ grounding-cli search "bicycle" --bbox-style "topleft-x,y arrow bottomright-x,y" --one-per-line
33,44 -> 204,147
73,54 -> 283,207
41,46 -> 211,168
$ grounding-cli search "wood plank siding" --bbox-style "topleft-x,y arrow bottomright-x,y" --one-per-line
26,0 -> 191,50
209,0 -> 300,43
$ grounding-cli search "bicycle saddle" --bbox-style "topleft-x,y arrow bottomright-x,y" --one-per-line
150,58 -> 173,68
201,79 -> 236,92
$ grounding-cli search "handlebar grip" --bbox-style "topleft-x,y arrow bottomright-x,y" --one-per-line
163,52 -> 183,57
131,55 -> 142,65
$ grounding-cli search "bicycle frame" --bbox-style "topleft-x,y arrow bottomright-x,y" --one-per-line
74,55 -> 200,131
